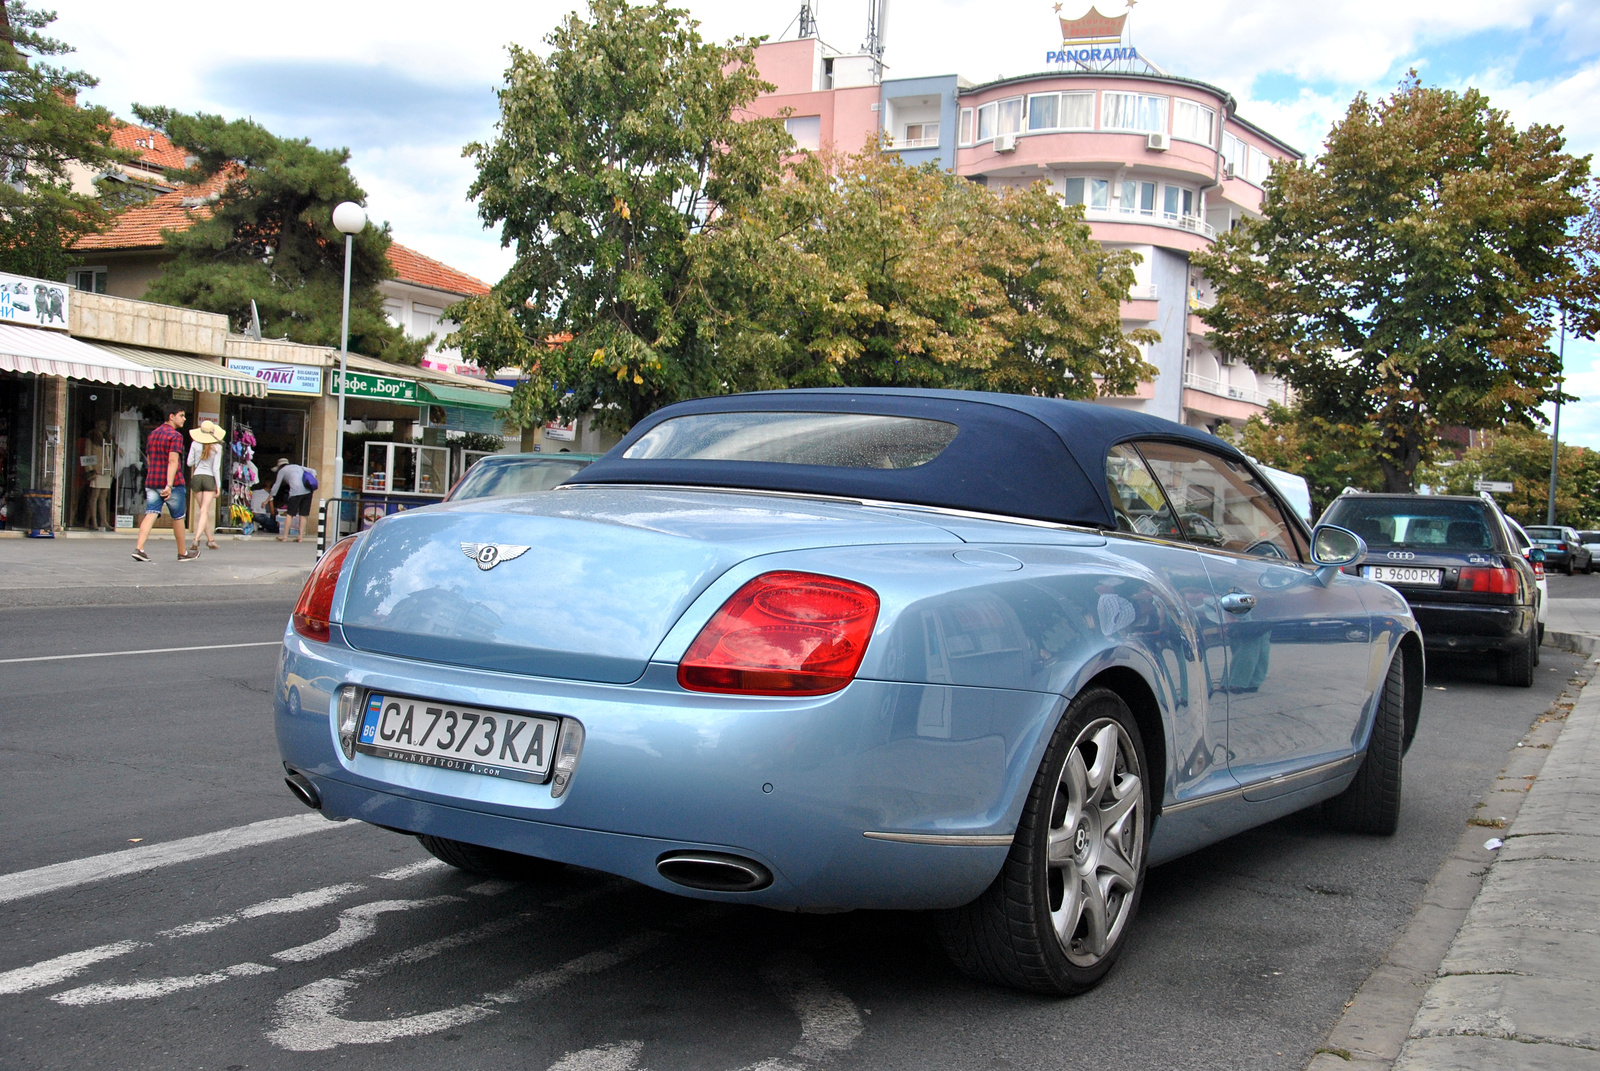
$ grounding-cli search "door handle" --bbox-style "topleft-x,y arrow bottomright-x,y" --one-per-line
1220,591 -> 1257,614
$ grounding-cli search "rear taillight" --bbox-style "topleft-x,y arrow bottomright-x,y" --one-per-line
678,571 -> 880,696
1556,542 -> 1567,551
1534,561 -> 1546,577
292,536 -> 359,642
1459,566 -> 1518,594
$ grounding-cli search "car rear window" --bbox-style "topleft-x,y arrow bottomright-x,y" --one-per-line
450,458 -> 592,500
1525,527 -> 1564,539
621,412 -> 959,469
1581,532 -> 1600,543
1322,498 -> 1501,552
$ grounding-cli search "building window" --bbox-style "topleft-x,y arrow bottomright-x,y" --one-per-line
1102,92 -> 1168,133
959,107 -> 974,146
1026,91 -> 1094,132
902,122 -> 939,147
1162,185 -> 1196,219
786,115 -> 822,152
1063,177 -> 1109,210
71,269 -> 107,294
382,297 -> 403,328
1222,133 -> 1245,178
1120,180 -> 1155,215
1249,146 -> 1272,185
1173,99 -> 1215,144
976,102 -> 996,142
995,97 -> 1024,137
1223,134 -> 1275,186
412,303 -> 443,338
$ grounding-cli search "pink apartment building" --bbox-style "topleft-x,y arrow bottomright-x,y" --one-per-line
744,36 -> 1302,433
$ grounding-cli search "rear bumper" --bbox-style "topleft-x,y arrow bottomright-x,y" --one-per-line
274,629 -> 1057,911
1410,601 -> 1533,652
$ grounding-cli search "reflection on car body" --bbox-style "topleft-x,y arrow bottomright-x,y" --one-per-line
278,389 -> 1422,997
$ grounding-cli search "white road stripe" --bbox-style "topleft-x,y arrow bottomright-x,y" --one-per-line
0,640 -> 282,665
158,883 -> 366,939
52,962 -> 275,1006
0,814 -> 353,905
374,859 -> 447,881
0,941 -> 148,996
271,897 -> 462,963
464,879 -> 518,897
548,1040 -> 644,1071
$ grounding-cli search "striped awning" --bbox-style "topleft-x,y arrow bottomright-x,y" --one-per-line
0,323 -> 155,387
88,342 -> 269,397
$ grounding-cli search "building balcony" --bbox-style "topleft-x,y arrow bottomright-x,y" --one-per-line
1086,206 -> 1216,239
886,136 -> 942,150
1182,371 -> 1286,408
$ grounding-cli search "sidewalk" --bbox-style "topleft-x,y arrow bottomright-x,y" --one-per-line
0,531 -> 318,607
1391,677 -> 1600,1069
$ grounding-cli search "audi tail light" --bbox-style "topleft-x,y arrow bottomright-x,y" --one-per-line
678,571 -> 881,696
1458,566 -> 1518,594
292,536 -> 360,642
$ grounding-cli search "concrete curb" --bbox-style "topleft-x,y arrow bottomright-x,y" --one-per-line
1546,630 -> 1598,657
1305,658 -> 1596,1071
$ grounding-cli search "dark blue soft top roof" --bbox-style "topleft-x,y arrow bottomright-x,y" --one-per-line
568,388 -> 1243,528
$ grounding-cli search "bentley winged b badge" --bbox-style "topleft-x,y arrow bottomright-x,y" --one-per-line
461,542 -> 531,571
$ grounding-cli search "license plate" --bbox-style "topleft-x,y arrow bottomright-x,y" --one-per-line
1363,565 -> 1443,586
356,693 -> 560,783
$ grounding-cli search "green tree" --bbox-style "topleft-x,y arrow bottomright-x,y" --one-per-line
1216,402 -> 1384,517
450,0 -> 790,431
132,108 -> 422,363
0,1 -> 131,278
1431,426 -> 1600,528
1194,74 -> 1591,493
699,149 -> 1156,396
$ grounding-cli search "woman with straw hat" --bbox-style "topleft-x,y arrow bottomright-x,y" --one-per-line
187,419 -> 226,551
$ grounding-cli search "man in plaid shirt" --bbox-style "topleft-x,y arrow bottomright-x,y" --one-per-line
131,402 -> 197,563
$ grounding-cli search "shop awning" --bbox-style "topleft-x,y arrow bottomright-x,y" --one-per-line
88,342 -> 269,397
0,323 -> 155,387
419,382 -> 512,411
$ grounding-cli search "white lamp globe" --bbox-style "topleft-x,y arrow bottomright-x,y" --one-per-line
332,201 -> 367,234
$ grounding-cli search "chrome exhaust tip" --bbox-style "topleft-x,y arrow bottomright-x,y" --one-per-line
656,851 -> 772,892
283,768 -> 321,810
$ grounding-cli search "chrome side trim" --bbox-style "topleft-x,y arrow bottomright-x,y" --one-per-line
862,832 -> 1015,846
1162,755 -> 1363,815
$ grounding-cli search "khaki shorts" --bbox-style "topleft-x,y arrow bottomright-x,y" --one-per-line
191,474 -> 218,493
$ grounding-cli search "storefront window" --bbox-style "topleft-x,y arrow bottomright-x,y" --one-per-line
363,441 -> 450,496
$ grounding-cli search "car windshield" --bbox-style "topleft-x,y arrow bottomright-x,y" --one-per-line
1322,498 -> 1500,552
450,457 -> 593,500
622,412 -> 959,469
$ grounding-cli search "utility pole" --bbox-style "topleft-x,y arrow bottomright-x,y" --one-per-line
1547,312 -> 1566,526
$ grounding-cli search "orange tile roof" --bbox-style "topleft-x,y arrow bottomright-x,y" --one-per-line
72,171 -> 232,251
386,242 -> 491,297
109,121 -> 190,173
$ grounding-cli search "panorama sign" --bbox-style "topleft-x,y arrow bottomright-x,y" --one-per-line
1047,4 -> 1141,66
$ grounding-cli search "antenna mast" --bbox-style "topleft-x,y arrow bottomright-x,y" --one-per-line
798,3 -> 817,38
862,0 -> 889,81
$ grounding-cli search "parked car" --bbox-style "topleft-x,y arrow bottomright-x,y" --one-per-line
279,389 -> 1423,997
1581,531 -> 1600,563
1503,517 -> 1547,650
444,452 -> 601,501
1525,525 -> 1593,575
1320,491 -> 1539,685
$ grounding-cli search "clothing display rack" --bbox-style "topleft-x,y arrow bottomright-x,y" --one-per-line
223,422 -> 259,534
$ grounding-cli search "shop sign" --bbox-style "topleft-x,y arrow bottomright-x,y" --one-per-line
225,358 -> 324,396
330,369 -> 418,402
0,271 -> 70,331
543,419 -> 576,442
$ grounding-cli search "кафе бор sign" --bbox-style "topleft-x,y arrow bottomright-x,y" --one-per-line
331,368 -> 419,402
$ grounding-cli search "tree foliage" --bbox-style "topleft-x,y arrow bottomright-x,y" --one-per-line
451,0 -> 790,430
134,108 -> 422,363
452,0 -> 1156,431
0,1 -> 130,278
1431,425 -> 1600,528
697,149 -> 1156,397
1194,74 -> 1592,493
1216,402 -> 1384,517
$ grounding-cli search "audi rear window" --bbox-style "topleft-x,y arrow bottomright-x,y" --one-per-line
1322,498 -> 1502,552
621,412 -> 959,469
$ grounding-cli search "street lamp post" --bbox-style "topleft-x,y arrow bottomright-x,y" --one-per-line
1548,311 -> 1566,526
331,201 -> 367,511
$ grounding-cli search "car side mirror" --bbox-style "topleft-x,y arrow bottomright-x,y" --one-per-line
1530,547 -> 1546,564
1310,524 -> 1367,585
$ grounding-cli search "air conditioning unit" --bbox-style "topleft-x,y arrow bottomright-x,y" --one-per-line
1218,353 -> 1238,366
994,133 -> 1018,153
1223,161 -> 1236,180
1147,132 -> 1170,151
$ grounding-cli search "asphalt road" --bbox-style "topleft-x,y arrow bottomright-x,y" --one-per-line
0,599 -> 1589,1071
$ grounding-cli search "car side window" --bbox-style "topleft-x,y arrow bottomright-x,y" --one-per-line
1132,441 -> 1304,562
1105,444 -> 1181,539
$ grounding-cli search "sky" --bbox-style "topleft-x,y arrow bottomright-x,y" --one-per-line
50,0 -> 1600,445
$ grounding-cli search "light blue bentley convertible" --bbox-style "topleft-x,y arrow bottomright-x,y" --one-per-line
277,389 -> 1422,995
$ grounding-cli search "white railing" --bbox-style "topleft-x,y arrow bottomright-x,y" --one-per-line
1183,371 -> 1287,408
1086,206 -> 1217,239
1126,283 -> 1158,301
887,136 -> 941,150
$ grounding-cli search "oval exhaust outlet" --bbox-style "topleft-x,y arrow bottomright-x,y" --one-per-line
656,851 -> 772,892
284,769 -> 321,810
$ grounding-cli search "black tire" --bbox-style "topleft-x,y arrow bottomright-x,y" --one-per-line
939,688 -> 1150,995
416,834 -> 564,880
1538,622 -> 1546,646
1496,628 -> 1536,688
1324,652 -> 1405,835
1564,560 -> 1574,576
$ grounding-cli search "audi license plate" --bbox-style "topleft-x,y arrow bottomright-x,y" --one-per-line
356,693 -> 560,784
1363,565 -> 1443,586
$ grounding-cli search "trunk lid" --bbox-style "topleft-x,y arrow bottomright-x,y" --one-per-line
337,486 -> 960,683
